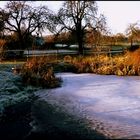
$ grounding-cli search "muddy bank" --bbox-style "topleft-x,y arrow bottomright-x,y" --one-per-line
25,99 -> 108,140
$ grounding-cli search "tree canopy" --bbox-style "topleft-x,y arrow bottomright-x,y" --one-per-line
125,22 -> 140,46
0,1 -> 53,49
51,1 -> 107,54
0,1 -> 108,53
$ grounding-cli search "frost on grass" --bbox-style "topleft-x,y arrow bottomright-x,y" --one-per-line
0,64 -> 39,114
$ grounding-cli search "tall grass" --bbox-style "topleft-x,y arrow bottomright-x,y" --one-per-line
20,49 -> 140,87
20,56 -> 62,88
63,49 -> 140,76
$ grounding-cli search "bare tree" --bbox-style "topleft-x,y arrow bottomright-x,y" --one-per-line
125,22 -> 140,47
52,1 -> 107,55
0,1 -> 53,49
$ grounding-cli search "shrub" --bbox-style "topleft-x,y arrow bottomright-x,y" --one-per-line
20,56 -> 62,88
64,55 -> 72,63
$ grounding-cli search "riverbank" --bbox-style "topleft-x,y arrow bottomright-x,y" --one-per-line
0,64 -> 108,140
0,97 -> 108,140
0,101 -> 32,140
0,64 -> 38,140
25,100 -> 108,140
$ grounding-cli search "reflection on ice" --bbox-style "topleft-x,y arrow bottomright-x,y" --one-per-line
35,73 -> 140,139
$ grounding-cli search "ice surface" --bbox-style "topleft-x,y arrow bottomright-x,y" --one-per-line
35,73 -> 140,138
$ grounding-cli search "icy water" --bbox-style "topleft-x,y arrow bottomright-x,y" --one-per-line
34,73 -> 140,139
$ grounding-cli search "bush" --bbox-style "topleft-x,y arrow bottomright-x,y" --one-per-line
20,56 -> 62,88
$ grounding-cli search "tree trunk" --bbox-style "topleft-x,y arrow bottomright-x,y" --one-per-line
17,32 -> 25,57
130,38 -> 133,47
18,32 -> 24,49
78,36 -> 83,55
77,23 -> 84,55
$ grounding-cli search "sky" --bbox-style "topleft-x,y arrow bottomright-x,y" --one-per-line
97,1 -> 140,34
0,1 -> 140,35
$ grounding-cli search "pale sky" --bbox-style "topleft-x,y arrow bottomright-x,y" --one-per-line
0,1 -> 140,35
97,1 -> 140,34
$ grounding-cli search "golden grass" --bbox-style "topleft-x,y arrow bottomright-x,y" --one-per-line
21,56 -> 61,88
63,49 -> 140,76
20,48 -> 140,86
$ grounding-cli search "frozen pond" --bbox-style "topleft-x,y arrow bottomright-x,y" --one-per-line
35,73 -> 140,139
